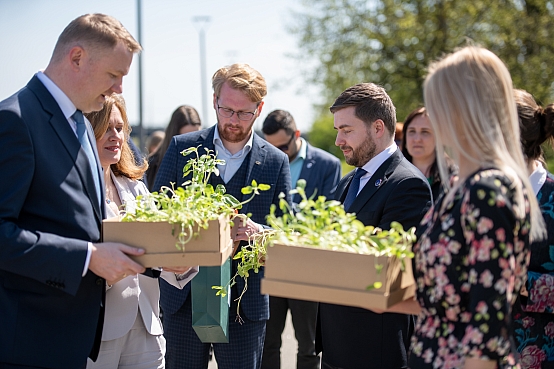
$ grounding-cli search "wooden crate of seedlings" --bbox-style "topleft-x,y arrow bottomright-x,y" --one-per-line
102,214 -> 233,267
259,180 -> 416,311
261,243 -> 415,311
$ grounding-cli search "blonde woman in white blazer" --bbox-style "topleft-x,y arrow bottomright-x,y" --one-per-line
85,95 -> 198,369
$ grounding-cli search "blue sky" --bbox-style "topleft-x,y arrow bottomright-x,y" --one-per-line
0,0 -> 320,132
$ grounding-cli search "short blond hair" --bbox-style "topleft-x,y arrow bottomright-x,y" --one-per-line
51,13 -> 141,62
212,63 -> 267,103
85,94 -> 147,180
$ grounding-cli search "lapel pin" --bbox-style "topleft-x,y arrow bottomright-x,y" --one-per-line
255,161 -> 261,165
307,162 -> 313,168
375,179 -> 383,187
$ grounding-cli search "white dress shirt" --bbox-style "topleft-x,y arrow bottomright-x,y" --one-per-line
213,124 -> 254,183
529,160 -> 547,196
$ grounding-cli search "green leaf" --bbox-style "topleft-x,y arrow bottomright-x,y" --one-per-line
241,186 -> 253,195
296,179 -> 307,189
542,262 -> 554,271
366,281 -> 382,290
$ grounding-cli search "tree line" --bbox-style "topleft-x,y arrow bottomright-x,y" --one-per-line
290,0 -> 554,159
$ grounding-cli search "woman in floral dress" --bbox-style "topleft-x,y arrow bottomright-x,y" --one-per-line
407,47 -> 545,369
511,89 -> 554,369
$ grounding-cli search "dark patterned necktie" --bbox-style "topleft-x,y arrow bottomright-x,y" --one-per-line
73,110 -> 101,205
343,168 -> 367,210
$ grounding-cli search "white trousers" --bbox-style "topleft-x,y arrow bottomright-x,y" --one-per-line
86,311 -> 166,369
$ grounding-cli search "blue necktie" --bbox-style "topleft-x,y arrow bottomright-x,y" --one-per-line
73,110 -> 101,206
343,168 -> 367,210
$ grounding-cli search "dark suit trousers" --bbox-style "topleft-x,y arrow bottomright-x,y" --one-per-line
0,363 -> 86,369
163,294 -> 266,369
319,303 -> 413,369
261,297 -> 320,369
320,360 -> 346,369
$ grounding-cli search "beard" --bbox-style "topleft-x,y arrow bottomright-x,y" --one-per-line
341,135 -> 376,167
217,120 -> 254,143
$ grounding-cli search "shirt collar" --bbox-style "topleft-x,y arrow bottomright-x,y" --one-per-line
359,142 -> 397,177
529,160 -> 547,196
290,137 -> 307,164
36,71 -> 77,120
213,123 -> 254,156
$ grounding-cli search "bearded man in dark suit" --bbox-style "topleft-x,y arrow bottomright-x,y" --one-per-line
318,83 -> 432,369
155,63 -> 291,369
261,109 -> 341,369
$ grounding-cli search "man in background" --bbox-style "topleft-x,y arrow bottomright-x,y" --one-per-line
261,109 -> 341,369
0,13 -> 145,368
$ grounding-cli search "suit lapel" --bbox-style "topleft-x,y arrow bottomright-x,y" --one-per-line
85,119 -> 105,218
200,127 -> 216,153
336,170 -> 354,203
242,134 -> 266,214
28,77 -> 104,222
347,150 -> 402,214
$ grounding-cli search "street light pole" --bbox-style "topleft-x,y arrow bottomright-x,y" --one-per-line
137,0 -> 145,151
193,16 -> 211,127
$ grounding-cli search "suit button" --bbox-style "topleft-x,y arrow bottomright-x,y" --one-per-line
96,278 -> 104,286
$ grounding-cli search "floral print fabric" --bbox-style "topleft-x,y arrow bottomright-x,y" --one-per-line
513,173 -> 554,369
409,169 -> 531,368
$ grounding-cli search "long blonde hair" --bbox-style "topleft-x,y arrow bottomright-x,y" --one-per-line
424,46 -> 544,241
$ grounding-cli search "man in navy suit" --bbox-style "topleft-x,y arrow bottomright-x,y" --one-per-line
0,14 -> 146,368
261,109 -> 341,369
318,83 -> 432,369
154,63 -> 291,369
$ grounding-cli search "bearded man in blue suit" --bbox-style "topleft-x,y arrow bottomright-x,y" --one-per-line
155,63 -> 291,369
0,14 -> 146,368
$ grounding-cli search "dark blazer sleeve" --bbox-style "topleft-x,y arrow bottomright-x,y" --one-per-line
0,80 -> 106,367
0,98 -> 89,296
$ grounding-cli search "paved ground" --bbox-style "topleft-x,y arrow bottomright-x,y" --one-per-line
208,311 -> 298,369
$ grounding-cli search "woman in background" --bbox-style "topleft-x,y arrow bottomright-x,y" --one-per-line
401,106 -> 457,203
146,130 -> 165,156
146,105 -> 201,190
408,46 -> 544,369
512,89 -> 554,369
85,95 -> 197,369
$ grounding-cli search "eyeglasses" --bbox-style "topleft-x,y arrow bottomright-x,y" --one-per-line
216,99 -> 258,121
277,134 -> 296,151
